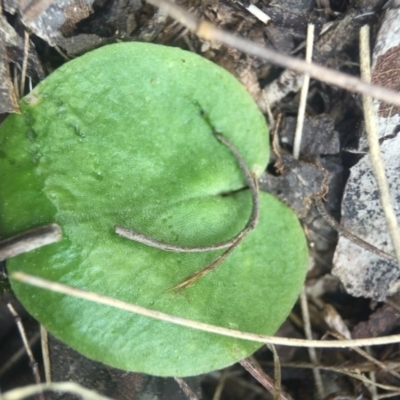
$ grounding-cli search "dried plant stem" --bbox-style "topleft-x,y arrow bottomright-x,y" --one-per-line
0,224 -> 62,262
40,325 -> 51,383
145,0 -> 400,107
20,30 -> 30,97
0,332 -> 40,377
174,377 -> 199,400
7,303 -> 44,400
329,331 -> 400,381
268,344 -> 282,400
379,392 -> 400,399
367,348 -> 379,400
293,24 -> 314,159
13,271 -> 400,349
167,233 -> 247,291
300,289 -> 324,399
12,64 -> 18,100
359,25 -> 400,268
315,198 -> 396,262
269,361 -> 400,393
116,133 -> 258,253
240,357 -> 293,400
2,382 -> 113,400
212,369 -> 228,400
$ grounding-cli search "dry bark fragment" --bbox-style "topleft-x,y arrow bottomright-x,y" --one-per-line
0,16 -> 19,114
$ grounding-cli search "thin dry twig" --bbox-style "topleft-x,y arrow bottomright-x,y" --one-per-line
146,0 -> 400,107
271,113 -> 283,159
0,332 -> 40,377
117,131 -> 259,290
7,303 -> 44,400
344,369 -> 400,393
13,271 -> 400,348
40,325 -> 51,383
174,377 -> 199,400
12,64 -> 20,102
378,392 -> 400,399
268,344 -> 282,400
315,198 -> 396,262
2,382 -> 113,400
212,369 -> 228,400
367,348 -> 379,400
293,23 -> 314,160
359,25 -> 400,268
323,304 -> 352,339
329,331 -> 400,381
0,223 -> 62,262
239,357 -> 293,400
264,360 -> 400,394
20,30 -> 30,97
167,202 -> 260,290
263,360 -> 393,373
116,132 -> 259,253
300,289 -> 325,399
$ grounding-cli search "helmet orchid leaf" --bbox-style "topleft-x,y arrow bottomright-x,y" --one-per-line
0,43 -> 308,377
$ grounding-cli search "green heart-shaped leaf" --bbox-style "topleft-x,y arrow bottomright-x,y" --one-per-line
0,43 -> 308,376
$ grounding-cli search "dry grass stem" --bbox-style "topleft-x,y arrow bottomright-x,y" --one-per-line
0,223 -> 62,262
265,360 -> 396,373
240,357 -> 293,400
268,344 -> 282,400
7,303 -> 44,400
0,332 -> 40,377
146,0 -> 400,107
315,198 -> 396,262
167,231 -> 248,291
20,30 -> 29,97
359,25 -> 400,267
40,325 -> 51,383
13,271 -> 400,348
265,361 -> 400,393
261,96 -> 274,127
212,369 -> 228,400
329,331 -> 400,381
174,377 -> 198,400
12,64 -> 20,101
54,45 -> 70,61
368,352 -> 379,400
271,113 -> 283,159
378,392 -> 400,399
300,289 -> 324,399
2,382 -> 113,400
293,24 -> 314,159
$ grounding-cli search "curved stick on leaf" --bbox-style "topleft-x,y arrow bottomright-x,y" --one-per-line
115,132 -> 259,253
166,234 -> 244,291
